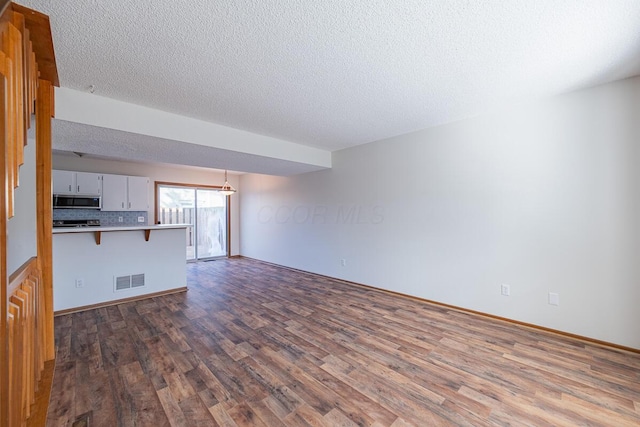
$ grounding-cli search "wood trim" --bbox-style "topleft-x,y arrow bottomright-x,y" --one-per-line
25,359 -> 54,427
9,14 -> 24,174
155,180 -> 224,189
7,256 -> 36,292
36,78 -> 54,361
10,3 -> 58,86
0,1 -> 10,17
1,4 -> 57,425
54,287 -> 188,316
5,257 -> 46,423
154,180 -> 223,224
425,301 -> 640,354
1,29 -> 16,218
6,303 -> 19,427
0,65 -> 8,427
240,256 -> 640,355
154,180 -> 233,257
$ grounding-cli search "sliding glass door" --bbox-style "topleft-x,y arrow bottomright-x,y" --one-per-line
157,184 -> 228,260
195,188 -> 227,258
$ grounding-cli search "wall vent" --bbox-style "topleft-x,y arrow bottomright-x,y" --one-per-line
131,274 -> 145,288
115,275 -> 131,291
114,274 -> 146,292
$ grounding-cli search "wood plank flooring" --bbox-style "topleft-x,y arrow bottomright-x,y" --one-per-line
47,258 -> 640,426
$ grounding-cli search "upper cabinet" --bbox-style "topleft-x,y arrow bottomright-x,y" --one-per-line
52,170 -> 102,195
102,174 -> 149,211
127,176 -> 150,211
101,174 -> 126,210
52,170 -> 73,194
53,170 -> 149,210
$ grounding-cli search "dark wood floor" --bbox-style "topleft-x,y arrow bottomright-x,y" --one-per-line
47,258 -> 640,426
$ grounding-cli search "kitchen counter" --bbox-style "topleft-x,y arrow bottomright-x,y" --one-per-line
52,223 -> 190,233
52,224 -> 189,312
53,224 -> 190,245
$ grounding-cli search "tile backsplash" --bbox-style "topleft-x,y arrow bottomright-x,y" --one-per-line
53,209 -> 148,226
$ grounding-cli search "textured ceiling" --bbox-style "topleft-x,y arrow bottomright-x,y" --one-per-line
19,0 -> 640,160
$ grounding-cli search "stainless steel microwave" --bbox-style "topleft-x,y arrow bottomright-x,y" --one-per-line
53,194 -> 101,209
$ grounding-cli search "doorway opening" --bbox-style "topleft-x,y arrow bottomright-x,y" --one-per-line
156,183 -> 230,260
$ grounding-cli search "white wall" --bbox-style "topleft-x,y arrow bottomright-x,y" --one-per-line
7,138 -> 37,274
52,155 -> 240,256
53,228 -> 186,311
240,75 -> 640,349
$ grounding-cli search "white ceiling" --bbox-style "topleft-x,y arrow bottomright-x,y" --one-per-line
20,0 -> 640,169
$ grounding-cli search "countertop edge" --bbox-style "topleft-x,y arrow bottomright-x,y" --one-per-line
52,224 -> 190,234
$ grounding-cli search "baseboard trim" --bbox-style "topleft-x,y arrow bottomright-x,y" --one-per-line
26,359 -> 55,427
239,256 -> 640,354
54,287 -> 188,316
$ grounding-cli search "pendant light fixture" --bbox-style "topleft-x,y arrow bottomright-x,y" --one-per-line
218,170 -> 236,196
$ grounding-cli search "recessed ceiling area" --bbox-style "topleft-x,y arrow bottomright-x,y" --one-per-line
20,0 -> 640,173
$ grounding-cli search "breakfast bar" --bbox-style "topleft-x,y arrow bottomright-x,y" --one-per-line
52,224 -> 190,312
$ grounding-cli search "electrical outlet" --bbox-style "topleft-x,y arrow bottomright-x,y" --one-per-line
340,259 -> 346,267
137,216 -> 145,223
548,292 -> 560,306
501,284 -> 510,296
118,216 -> 123,222
75,278 -> 84,288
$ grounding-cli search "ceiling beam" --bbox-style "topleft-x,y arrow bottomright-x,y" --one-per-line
53,87 -> 331,175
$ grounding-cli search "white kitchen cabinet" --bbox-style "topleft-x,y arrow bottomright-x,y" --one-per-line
102,173 -> 149,211
101,174 -> 127,210
52,170 -> 74,194
52,170 -> 102,195
127,176 -> 149,211
75,172 -> 102,195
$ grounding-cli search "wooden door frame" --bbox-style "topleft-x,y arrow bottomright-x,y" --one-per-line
155,181 -> 232,258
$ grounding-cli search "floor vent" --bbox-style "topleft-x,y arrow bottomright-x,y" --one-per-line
114,274 -> 145,292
